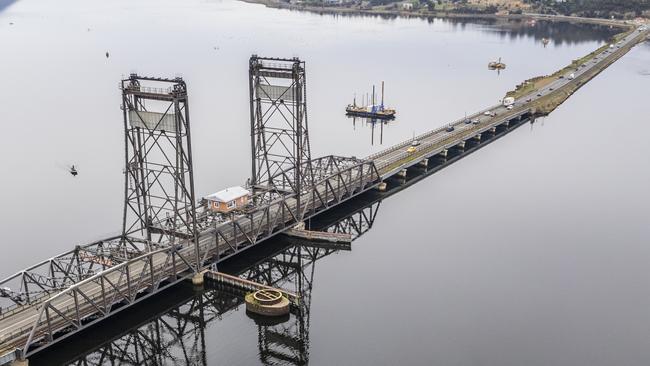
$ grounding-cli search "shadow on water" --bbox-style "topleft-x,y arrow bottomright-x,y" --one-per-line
30,113 -> 533,366
30,200 -> 382,365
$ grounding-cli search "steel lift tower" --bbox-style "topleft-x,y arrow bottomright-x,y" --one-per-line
249,56 -> 314,215
120,74 -> 201,269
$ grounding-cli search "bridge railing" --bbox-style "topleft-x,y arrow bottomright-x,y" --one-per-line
2,156 -> 382,358
209,156 -> 380,259
0,236 -> 162,318
365,104 -> 500,162
16,243 -> 202,357
372,107 -> 533,176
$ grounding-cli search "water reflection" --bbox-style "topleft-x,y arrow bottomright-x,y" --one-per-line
52,245 -> 328,365
35,195 -> 382,366
277,9 -> 619,46
348,116 -> 391,146
3,1 -> 646,363
27,112 -> 612,366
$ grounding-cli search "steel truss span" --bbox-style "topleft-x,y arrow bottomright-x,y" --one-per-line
0,62 -> 382,361
37,188 -> 383,365
61,241 -> 355,366
3,27 -> 649,362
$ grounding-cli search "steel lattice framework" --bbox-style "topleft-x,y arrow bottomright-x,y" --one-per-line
59,244 -> 347,365
120,74 -> 200,266
57,195 -> 385,365
0,58 -> 384,363
249,56 -> 313,208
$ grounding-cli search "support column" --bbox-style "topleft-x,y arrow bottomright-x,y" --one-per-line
457,141 -> 466,149
474,133 -> 481,141
397,169 -> 407,178
489,126 -> 497,133
377,181 -> 387,192
439,149 -> 448,158
418,159 -> 428,167
191,271 -> 205,286
11,358 -> 28,366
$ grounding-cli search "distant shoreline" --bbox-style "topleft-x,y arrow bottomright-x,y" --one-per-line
240,0 -> 636,29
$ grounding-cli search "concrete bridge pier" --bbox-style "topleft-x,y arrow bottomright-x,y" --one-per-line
377,181 -> 387,192
502,120 -> 510,127
11,358 -> 28,366
191,271 -> 205,287
489,126 -> 497,133
473,133 -> 481,141
457,141 -> 466,149
397,169 -> 407,178
439,149 -> 448,158
418,159 -> 428,167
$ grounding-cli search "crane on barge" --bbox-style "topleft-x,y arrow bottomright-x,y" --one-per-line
346,81 -> 396,120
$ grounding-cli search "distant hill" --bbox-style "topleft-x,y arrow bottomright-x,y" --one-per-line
366,0 -> 650,19
523,0 -> 650,19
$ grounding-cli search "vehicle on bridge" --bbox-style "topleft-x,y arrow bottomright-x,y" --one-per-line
502,97 -> 515,107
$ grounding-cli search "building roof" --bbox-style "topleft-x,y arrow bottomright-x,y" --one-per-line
205,186 -> 250,203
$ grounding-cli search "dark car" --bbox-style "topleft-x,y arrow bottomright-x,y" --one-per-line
446,125 -> 454,132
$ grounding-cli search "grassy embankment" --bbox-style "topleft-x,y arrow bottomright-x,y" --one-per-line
505,28 -> 635,112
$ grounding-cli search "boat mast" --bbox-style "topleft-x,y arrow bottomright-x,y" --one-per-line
381,81 -> 385,110
372,85 -> 375,106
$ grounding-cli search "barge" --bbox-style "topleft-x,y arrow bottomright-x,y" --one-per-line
346,81 -> 396,120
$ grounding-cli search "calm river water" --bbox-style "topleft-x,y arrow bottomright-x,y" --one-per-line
1,0 -> 650,364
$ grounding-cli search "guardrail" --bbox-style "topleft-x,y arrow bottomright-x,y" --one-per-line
365,104 -> 500,161
373,107 -> 532,177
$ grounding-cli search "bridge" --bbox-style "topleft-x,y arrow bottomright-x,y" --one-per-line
1,25 -> 647,365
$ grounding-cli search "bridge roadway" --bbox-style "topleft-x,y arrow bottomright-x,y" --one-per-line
0,25 -> 647,362
371,26 -> 648,179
